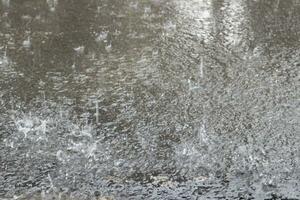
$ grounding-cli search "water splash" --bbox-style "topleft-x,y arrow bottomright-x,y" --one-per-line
96,31 -> 108,42
46,0 -> 58,12
22,37 -> 31,49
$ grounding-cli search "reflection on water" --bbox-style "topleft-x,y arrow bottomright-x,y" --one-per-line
0,0 -> 300,199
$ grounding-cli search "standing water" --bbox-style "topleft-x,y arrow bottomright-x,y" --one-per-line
0,0 -> 299,199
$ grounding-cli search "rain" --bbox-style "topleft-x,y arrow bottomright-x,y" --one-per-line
0,0 -> 299,199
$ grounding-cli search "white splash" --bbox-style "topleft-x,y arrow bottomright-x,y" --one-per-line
163,20 -> 177,33
16,117 -> 34,138
36,119 -> 48,141
41,120 -> 47,135
86,142 -> 97,159
188,79 -> 200,91
0,46 -> 9,67
46,0 -> 58,12
0,57 -> 7,66
56,150 -> 66,163
22,37 -> 31,49
80,125 -> 93,138
96,31 -> 108,42
48,173 -> 55,190
15,114 -> 50,141
105,43 -> 112,52
180,142 -> 198,156
74,46 -> 85,54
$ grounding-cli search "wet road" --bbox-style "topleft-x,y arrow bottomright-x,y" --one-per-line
0,0 -> 300,199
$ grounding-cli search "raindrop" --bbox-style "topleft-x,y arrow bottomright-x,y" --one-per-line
199,56 -> 204,78
95,101 -> 99,124
198,123 -> 208,145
